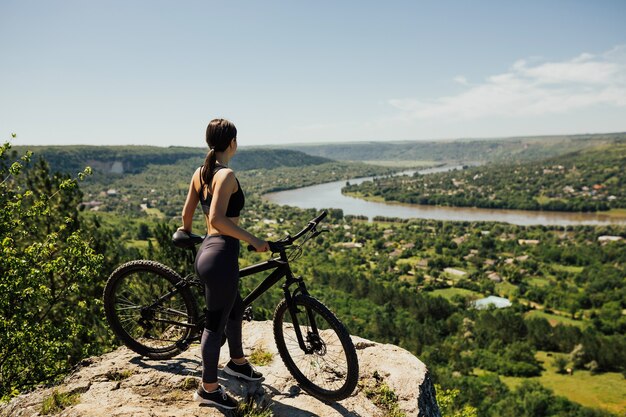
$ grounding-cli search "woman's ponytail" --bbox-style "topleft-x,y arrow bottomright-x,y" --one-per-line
201,148 -> 216,193
202,118 -> 237,194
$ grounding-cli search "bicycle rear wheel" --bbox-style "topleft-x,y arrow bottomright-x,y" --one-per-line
273,295 -> 359,401
103,260 -> 198,359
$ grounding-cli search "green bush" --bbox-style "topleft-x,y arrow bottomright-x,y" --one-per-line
0,141 -> 103,400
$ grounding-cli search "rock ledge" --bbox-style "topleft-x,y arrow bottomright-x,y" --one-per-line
1,320 -> 441,417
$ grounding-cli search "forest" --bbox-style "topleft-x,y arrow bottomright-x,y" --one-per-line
343,142 -> 626,212
1,139 -> 625,416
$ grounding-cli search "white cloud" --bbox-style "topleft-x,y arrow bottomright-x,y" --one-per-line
389,46 -> 626,121
453,76 -> 469,85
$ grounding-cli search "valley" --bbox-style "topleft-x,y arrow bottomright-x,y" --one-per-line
3,134 -> 625,416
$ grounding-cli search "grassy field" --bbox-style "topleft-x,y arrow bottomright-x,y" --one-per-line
527,276 -> 551,287
551,264 -> 584,274
395,256 -> 423,267
125,239 -> 152,250
499,351 -> 626,415
431,287 -> 482,300
524,309 -> 586,328
495,281 -> 518,296
605,208 -> 626,219
143,207 -> 165,218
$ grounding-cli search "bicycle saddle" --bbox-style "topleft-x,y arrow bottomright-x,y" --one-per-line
172,230 -> 205,248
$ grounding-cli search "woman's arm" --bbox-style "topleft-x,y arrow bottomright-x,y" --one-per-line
179,167 -> 201,232
210,169 -> 268,252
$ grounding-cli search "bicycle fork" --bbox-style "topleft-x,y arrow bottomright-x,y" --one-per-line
282,276 -> 321,355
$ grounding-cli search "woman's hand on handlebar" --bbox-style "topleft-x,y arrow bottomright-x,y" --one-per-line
250,237 -> 270,252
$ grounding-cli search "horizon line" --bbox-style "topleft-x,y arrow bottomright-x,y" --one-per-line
8,130 -> 626,149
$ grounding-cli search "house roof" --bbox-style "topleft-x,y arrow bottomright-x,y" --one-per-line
473,296 -> 512,310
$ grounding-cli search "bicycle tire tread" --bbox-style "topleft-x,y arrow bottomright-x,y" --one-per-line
273,294 -> 359,401
103,260 -> 198,359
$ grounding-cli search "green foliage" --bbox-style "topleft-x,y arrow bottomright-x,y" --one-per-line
474,342 -> 542,377
435,384 -> 478,417
552,354 -> 569,374
149,221 -> 196,277
40,390 -> 80,415
363,372 -> 406,417
0,142 -> 103,400
179,377 -> 197,390
489,381 -> 615,417
105,369 -> 134,381
248,348 -> 273,367
234,400 -> 273,417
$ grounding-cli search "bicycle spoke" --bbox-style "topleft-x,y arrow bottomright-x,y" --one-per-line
111,268 -> 194,351
155,306 -> 189,317
115,305 -> 143,312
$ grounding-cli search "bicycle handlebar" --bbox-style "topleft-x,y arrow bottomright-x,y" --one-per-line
293,210 -> 327,240
247,210 -> 328,252
172,211 -> 328,252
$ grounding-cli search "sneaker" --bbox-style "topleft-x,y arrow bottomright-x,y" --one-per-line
224,359 -> 264,381
193,385 -> 238,410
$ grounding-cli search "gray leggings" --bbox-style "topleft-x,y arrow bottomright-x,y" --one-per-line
195,235 -> 245,383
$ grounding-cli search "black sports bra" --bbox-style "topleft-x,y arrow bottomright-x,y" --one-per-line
198,166 -> 245,217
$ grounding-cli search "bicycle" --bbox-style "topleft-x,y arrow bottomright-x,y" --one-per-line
103,211 -> 359,402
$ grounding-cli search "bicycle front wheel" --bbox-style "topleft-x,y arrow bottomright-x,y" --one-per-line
103,260 -> 199,359
273,295 -> 359,402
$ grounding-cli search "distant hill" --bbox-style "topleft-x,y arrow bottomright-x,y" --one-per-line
12,146 -> 331,175
15,133 -> 626,175
280,132 -> 626,163
8,145 -> 389,218
232,148 -> 330,171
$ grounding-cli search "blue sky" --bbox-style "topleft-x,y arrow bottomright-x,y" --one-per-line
1,0 -> 625,147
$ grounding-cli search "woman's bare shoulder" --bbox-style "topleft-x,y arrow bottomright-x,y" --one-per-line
214,167 -> 235,179
213,167 -> 237,190
192,166 -> 203,181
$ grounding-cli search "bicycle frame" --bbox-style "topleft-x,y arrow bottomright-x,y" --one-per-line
158,211 -> 329,352
240,251 -> 307,306
149,247 -> 315,353
239,250 -> 316,354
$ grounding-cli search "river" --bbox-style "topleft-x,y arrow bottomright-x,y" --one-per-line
262,167 -> 626,226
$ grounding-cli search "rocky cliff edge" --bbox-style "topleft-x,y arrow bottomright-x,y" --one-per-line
1,320 -> 441,417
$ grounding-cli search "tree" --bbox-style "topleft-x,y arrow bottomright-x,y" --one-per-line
137,222 -> 151,240
552,354 -> 569,374
0,141 -> 102,400
489,381 -> 551,417
526,317 -> 555,351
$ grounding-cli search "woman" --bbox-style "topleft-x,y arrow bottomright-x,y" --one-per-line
178,118 -> 269,410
